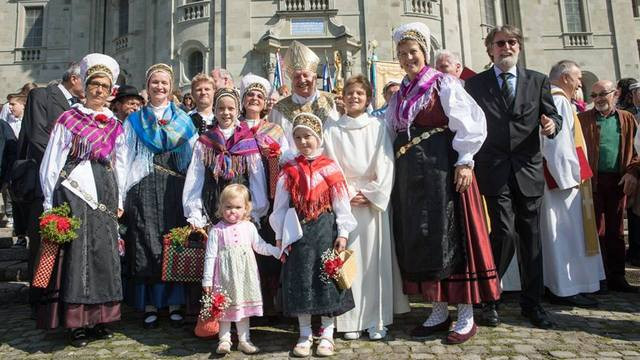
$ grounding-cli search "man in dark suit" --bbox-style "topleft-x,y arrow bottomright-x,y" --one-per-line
465,25 -> 561,329
15,62 -> 83,314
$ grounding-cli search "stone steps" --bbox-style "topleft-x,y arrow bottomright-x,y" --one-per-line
0,260 -> 28,282
0,247 -> 28,262
0,281 -> 29,304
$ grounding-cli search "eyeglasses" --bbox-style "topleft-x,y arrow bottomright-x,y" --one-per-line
493,39 -> 518,48
590,90 -> 615,98
87,81 -> 111,91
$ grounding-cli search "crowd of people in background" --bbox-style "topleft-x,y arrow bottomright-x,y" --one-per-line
0,22 -> 638,357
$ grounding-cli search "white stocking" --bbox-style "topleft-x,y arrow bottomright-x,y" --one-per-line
236,318 -> 250,342
453,304 -> 474,334
320,316 -> 335,339
423,302 -> 449,327
297,314 -> 312,343
218,321 -> 232,342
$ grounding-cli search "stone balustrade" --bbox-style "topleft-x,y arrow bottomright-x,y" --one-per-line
177,0 -> 210,23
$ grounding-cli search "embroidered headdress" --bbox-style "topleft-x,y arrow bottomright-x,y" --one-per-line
283,41 -> 320,77
239,73 -> 272,102
393,22 -> 431,57
292,112 -> 323,143
80,53 -> 120,87
213,87 -> 241,112
145,63 -> 174,90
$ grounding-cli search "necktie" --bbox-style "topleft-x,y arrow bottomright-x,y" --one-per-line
499,72 -> 515,108
69,96 -> 80,106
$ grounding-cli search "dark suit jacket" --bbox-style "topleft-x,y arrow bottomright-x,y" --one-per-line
465,66 -> 562,197
0,120 -> 17,185
17,84 -> 70,164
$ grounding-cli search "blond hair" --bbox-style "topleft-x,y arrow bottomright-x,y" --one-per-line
191,73 -> 215,92
215,184 -> 253,221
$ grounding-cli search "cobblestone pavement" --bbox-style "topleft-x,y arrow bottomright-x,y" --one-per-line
1,291 -> 639,359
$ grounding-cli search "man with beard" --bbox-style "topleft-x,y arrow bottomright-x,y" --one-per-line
579,80 -> 640,292
269,41 -> 339,146
189,73 -> 216,134
465,25 -> 561,329
112,85 -> 144,123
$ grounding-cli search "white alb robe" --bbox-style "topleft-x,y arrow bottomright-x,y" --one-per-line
540,88 -> 604,296
323,113 -> 410,332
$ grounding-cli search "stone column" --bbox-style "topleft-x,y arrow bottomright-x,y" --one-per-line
343,50 -> 354,79
263,52 -> 277,84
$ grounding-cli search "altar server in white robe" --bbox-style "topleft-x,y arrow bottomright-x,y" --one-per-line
541,60 -> 604,307
324,75 -> 410,341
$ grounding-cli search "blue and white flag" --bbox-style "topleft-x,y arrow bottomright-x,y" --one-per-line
273,50 -> 284,90
322,62 -> 333,93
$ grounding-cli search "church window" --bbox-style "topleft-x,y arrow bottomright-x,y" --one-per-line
564,0 -> 585,32
188,51 -> 204,79
23,7 -> 44,47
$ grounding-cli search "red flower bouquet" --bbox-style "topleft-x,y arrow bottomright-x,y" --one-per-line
320,249 -> 344,284
266,142 -> 281,159
158,119 -> 169,126
32,203 -> 81,288
319,248 -> 357,290
195,287 -> 231,338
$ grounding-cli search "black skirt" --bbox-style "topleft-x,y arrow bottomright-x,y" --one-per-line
53,159 -> 122,304
123,152 -> 189,282
280,211 -> 354,317
392,127 -> 466,282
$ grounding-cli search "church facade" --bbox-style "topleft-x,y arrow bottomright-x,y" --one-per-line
0,0 -> 638,99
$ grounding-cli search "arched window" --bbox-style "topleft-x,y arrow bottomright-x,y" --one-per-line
564,0 -> 585,32
187,51 -> 204,79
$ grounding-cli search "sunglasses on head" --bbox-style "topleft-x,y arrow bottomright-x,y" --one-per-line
494,39 -> 518,47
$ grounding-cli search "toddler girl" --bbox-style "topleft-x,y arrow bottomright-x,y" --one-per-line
201,184 -> 280,354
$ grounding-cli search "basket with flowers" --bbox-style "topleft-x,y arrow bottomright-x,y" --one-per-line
32,203 -> 81,288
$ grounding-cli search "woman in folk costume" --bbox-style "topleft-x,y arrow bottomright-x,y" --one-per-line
324,75 -> 410,341
238,73 -> 289,317
387,23 -> 500,344
121,63 -> 197,329
183,87 -> 268,229
270,113 -> 356,357
38,54 -> 124,347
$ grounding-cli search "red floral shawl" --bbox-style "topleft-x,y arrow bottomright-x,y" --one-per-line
281,154 -> 348,222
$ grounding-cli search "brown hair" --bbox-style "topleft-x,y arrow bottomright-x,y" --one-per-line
7,93 -> 26,103
20,82 -> 38,95
343,74 -> 372,100
215,184 -> 253,222
484,25 -> 523,61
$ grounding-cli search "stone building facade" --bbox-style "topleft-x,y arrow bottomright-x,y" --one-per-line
0,0 -> 638,99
